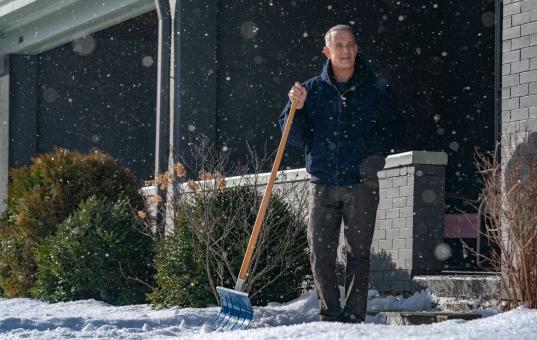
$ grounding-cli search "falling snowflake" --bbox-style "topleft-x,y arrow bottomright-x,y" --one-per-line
142,56 -> 154,67
72,35 -> 96,56
240,21 -> 259,40
449,141 -> 460,151
434,243 -> 452,261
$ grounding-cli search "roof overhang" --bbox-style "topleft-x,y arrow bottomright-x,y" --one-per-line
0,0 -> 155,54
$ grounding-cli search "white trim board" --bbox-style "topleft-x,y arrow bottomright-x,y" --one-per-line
0,0 -> 156,54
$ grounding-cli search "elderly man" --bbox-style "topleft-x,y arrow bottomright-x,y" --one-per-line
279,24 -> 400,323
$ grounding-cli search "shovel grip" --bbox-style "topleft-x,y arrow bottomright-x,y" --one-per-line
235,100 -> 299,289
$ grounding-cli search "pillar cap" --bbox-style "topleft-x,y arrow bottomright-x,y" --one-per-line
384,151 -> 448,169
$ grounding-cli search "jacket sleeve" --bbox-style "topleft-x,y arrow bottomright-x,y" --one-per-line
278,99 -> 309,148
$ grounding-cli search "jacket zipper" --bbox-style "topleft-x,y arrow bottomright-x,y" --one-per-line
329,84 -> 355,184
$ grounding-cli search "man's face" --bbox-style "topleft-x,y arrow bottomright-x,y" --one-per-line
322,30 -> 358,72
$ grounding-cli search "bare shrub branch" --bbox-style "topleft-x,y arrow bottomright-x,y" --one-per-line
145,136 -> 311,304
470,141 -> 537,309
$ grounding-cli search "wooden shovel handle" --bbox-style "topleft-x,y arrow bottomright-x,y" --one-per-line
237,100 -> 300,283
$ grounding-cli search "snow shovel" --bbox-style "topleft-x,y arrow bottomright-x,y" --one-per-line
212,99 -> 300,331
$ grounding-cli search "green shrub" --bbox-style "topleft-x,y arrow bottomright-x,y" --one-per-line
147,214 -> 214,308
32,196 -> 154,305
0,148 -> 143,297
149,185 -> 311,308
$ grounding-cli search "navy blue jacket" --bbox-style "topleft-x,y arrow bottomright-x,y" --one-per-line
279,55 -> 401,186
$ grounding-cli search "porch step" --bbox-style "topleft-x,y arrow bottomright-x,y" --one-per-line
374,311 -> 482,325
413,273 -> 500,300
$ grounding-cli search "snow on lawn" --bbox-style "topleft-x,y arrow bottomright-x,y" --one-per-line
0,290 -> 535,339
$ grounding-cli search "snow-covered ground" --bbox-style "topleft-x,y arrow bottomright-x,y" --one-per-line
0,289 -> 535,339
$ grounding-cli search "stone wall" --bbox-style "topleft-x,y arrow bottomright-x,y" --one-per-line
142,151 -> 449,294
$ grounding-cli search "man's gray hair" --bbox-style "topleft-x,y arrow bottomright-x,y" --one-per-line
324,25 -> 357,47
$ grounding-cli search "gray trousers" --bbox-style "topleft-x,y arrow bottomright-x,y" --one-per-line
307,179 -> 379,322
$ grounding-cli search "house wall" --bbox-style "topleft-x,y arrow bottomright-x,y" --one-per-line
8,55 -> 38,169
207,0 -> 495,213
8,12 -> 158,181
5,1 -> 496,207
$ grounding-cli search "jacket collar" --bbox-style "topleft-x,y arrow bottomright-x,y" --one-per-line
320,54 -> 370,87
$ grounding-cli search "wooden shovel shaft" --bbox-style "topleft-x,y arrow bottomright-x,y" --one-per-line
237,100 -> 299,283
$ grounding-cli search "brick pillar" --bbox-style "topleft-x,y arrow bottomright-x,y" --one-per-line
370,151 -> 448,293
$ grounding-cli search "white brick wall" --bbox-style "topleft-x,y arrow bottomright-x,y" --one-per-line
502,0 -> 537,158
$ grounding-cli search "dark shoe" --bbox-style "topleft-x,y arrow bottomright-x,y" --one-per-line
319,314 -> 341,322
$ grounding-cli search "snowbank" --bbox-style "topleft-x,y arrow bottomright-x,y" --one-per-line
0,290 -> 535,339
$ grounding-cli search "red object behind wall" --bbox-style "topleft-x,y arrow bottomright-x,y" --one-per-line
443,213 -> 479,239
